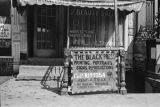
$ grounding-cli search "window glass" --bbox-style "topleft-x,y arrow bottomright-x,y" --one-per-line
69,7 -> 124,47
0,16 -> 11,56
36,5 -> 57,49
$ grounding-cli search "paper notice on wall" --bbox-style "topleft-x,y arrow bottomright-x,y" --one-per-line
151,47 -> 156,59
0,24 -> 11,39
71,50 -> 119,94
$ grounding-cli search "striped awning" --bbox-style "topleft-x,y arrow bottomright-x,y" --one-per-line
17,0 -> 145,12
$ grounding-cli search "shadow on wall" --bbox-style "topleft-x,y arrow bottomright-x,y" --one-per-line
125,39 -> 135,93
125,37 -> 146,93
133,39 -> 146,93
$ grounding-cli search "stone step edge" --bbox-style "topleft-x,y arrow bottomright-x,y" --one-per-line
17,65 -> 64,81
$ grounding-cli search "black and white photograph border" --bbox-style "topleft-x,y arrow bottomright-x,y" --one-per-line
0,0 -> 160,107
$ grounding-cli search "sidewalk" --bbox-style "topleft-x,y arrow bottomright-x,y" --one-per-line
1,78 -> 160,107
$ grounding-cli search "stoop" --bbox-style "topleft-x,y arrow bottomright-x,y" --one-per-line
17,65 -> 64,81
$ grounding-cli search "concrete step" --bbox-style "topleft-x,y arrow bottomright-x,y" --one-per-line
17,65 -> 64,81
20,58 -> 64,66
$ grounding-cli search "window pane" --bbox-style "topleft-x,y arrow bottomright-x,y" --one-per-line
69,8 -> 124,47
36,6 -> 57,49
69,8 -> 96,47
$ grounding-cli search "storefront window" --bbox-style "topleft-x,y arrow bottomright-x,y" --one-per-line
0,16 -> 11,56
0,0 -> 11,56
69,7 -> 124,47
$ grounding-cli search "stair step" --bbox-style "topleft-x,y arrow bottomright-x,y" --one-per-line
20,58 -> 64,66
17,65 -> 64,81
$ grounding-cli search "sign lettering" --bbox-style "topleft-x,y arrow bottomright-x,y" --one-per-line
70,8 -> 114,16
0,24 -> 11,39
71,50 -> 119,94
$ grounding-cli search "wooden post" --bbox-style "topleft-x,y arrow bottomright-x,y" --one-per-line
11,1 -> 21,75
120,49 -> 127,94
158,4 -> 160,38
60,6 -> 70,95
114,0 -> 119,47
60,48 -> 69,95
67,6 -> 70,49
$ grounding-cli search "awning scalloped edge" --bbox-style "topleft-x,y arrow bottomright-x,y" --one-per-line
17,0 -> 145,12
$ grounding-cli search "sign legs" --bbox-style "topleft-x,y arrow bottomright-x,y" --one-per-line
60,48 -> 69,95
120,50 -> 127,94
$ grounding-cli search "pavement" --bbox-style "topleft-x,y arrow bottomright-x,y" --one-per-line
1,78 -> 160,107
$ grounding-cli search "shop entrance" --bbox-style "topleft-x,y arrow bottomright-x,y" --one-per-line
33,5 -> 58,58
27,5 -> 66,59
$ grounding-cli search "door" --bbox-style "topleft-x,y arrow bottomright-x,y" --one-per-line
34,5 -> 58,58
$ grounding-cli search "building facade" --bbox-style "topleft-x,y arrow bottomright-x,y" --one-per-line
0,0 -> 144,94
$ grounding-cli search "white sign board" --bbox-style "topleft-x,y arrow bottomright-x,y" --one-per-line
0,24 -> 11,39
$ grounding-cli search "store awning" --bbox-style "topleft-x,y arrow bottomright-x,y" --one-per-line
17,0 -> 144,12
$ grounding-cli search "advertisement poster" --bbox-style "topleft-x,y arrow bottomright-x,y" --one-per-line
0,17 -> 11,56
71,50 -> 119,94
0,24 -> 11,39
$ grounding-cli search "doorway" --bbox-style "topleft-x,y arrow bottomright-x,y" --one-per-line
33,5 -> 58,58
27,5 -> 66,59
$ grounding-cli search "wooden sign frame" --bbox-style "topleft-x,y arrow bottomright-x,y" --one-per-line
69,47 -> 124,94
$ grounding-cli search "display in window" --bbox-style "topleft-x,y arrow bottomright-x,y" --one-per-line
69,7 -> 125,47
0,16 -> 11,56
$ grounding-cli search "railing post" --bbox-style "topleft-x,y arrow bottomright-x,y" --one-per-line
120,49 -> 127,94
60,48 -> 70,95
